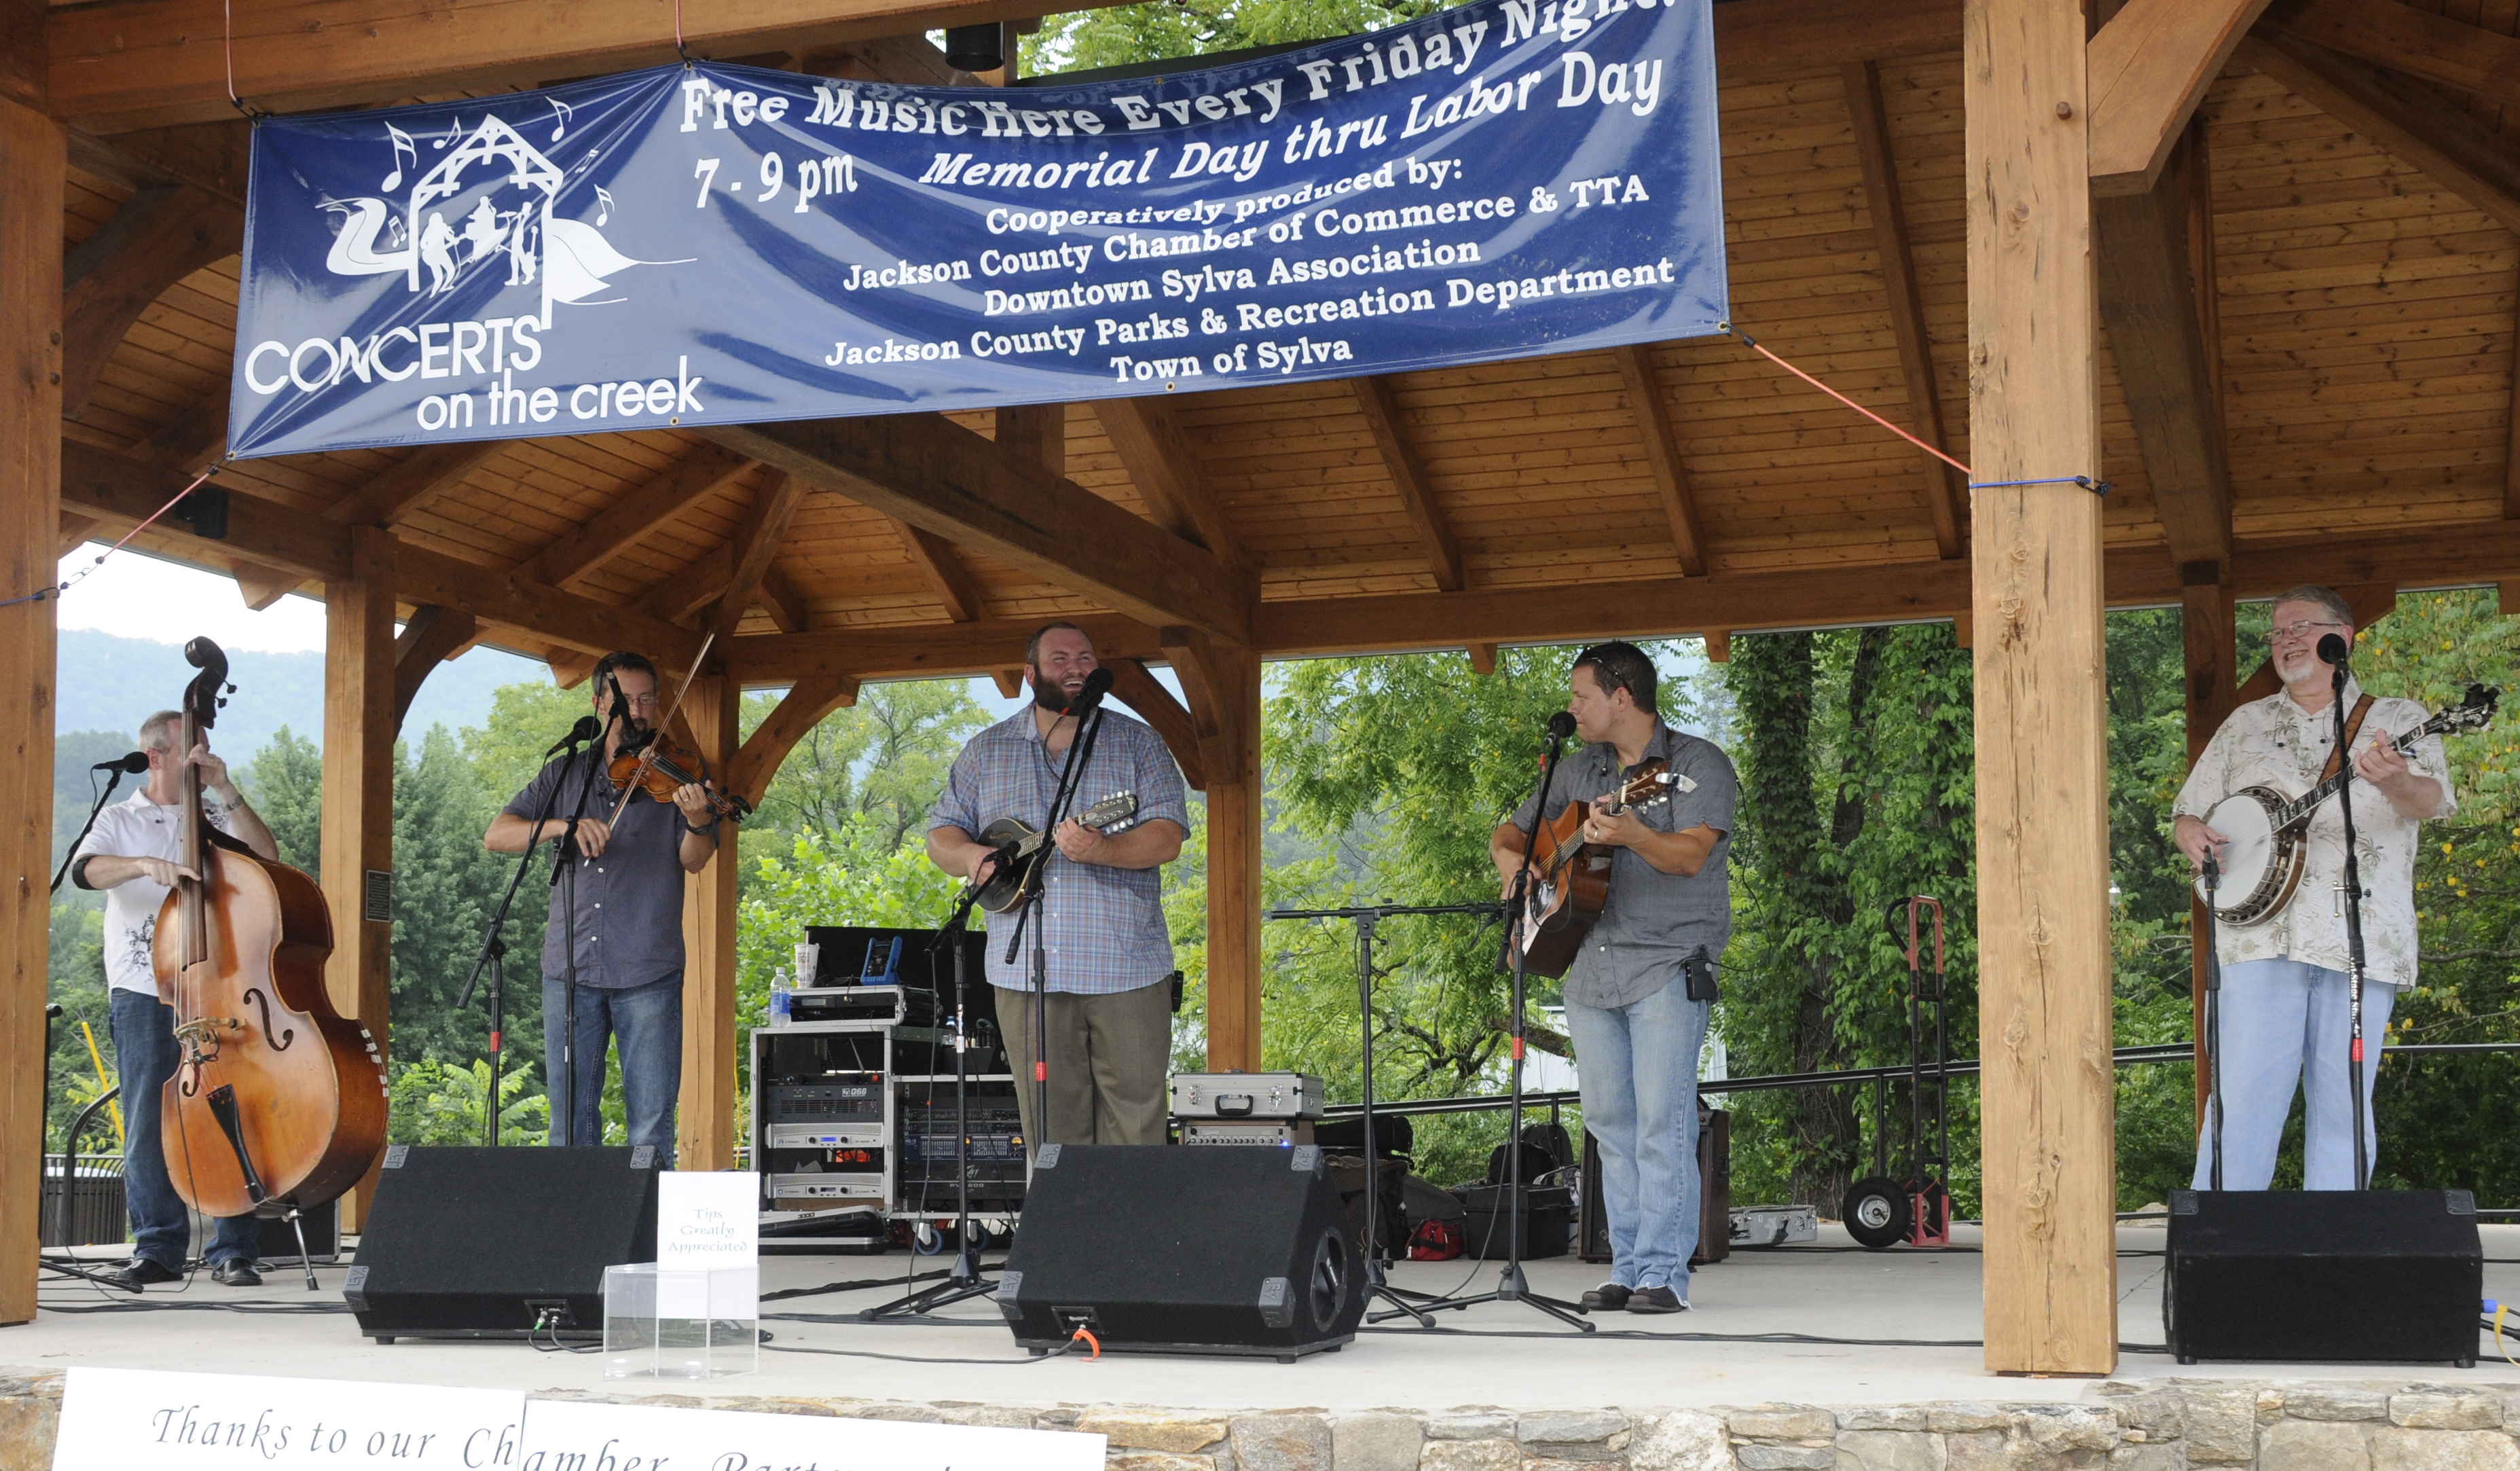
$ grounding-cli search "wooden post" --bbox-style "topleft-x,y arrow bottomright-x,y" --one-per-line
1203,646 -> 1264,1070
0,96 -> 65,1328
321,526 -> 397,1228
2182,571 -> 2237,1128
1967,0 -> 2118,1375
677,671 -> 741,1170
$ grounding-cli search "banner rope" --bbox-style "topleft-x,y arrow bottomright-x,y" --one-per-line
0,468 -> 219,613
223,0 -> 266,120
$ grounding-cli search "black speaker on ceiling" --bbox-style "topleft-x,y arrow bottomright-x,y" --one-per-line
998,1144 -> 1364,1362
343,1144 -> 663,1343
2163,1188 -> 2482,1366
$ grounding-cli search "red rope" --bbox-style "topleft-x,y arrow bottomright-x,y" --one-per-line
1,468 -> 216,613
1728,326 -> 1975,479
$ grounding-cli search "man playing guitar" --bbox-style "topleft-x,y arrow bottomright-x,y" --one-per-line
1489,642 -> 1735,1313
2174,585 -> 2455,1190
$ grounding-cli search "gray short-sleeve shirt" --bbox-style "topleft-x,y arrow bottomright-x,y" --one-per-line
1508,723 -> 1738,1009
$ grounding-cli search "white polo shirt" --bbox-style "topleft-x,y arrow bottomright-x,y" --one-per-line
71,791 -> 235,997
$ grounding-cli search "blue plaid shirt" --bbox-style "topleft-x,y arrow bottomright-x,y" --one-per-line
928,707 -> 1190,996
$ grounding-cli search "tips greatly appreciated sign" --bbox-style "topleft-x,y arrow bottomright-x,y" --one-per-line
230,0 -> 1726,458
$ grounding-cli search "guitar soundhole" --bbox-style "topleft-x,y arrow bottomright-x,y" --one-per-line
243,987 -> 295,1052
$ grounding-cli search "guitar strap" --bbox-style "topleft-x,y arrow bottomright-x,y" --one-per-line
2317,695 -> 2376,784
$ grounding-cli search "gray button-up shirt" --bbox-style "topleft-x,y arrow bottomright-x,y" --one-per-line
1509,723 -> 1738,1010
505,746 -> 693,989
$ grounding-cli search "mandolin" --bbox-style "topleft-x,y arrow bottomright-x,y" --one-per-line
1503,761 -> 1693,979
973,791 -> 1140,913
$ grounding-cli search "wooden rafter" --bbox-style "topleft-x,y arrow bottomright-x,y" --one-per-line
67,124 -> 249,206
1097,396 -> 1245,570
1842,62 -> 1965,560
996,402 -> 1065,476
1107,657 -> 1209,791
1611,345 -> 1713,575
2261,0 -> 2520,115
58,514 -> 98,558
325,440 -> 509,527
234,566 -> 302,612
515,443 -> 756,589
2086,0 -> 2274,195
56,0 -> 1965,132
60,183 -> 242,416
1467,643 -> 1499,675
131,388 -> 227,473
1351,375 -> 1465,593
392,604 -> 477,733
702,471 -> 809,643
2234,34 -> 2520,236
758,562 -> 811,634
894,517 -> 989,622
727,671 -> 860,807
705,412 -> 1251,644
1160,623 -> 1243,778
2095,122 -> 2232,578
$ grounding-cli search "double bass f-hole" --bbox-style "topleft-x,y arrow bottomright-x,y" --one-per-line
242,987 -> 295,1051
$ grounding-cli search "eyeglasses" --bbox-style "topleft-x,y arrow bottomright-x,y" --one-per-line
2269,619 -> 2347,644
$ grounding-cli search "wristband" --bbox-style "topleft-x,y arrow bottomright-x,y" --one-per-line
684,819 -> 718,837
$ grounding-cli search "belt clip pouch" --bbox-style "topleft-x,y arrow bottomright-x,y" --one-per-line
1683,947 -> 1719,1002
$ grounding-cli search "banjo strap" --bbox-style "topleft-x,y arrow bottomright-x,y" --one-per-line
2318,695 -> 2377,784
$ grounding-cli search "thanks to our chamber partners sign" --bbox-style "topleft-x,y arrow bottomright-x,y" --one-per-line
230,0 -> 1725,458
516,1399 -> 1105,1471
54,1368 -> 526,1471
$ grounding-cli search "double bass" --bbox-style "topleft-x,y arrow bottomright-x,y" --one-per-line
152,638 -> 387,1259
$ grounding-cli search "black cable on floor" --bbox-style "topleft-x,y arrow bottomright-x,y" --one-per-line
764,1334 -> 1084,1367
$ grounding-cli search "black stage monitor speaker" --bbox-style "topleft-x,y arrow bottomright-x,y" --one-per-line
2164,1188 -> 2482,1366
344,1144 -> 663,1343
999,1144 -> 1365,1362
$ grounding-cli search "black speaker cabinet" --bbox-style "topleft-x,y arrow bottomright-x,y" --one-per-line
255,1198 -> 339,1263
2164,1188 -> 2482,1366
998,1144 -> 1365,1362
344,1144 -> 663,1342
1580,1108 -> 1730,1267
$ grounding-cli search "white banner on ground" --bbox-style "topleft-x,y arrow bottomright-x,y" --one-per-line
517,1398 -> 1105,1471
55,1367 -> 527,1471
656,1169 -> 760,1316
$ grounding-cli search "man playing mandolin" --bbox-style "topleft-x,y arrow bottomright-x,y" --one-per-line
925,622 -> 1188,1153
2174,585 -> 2455,1190
73,711 -> 281,1290
1490,642 -> 1736,1314
485,651 -> 723,1161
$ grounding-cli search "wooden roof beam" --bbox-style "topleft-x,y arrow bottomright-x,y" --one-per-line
2086,0 -> 2273,196
1107,658 -> 1209,791
704,412 -> 1252,644
1351,376 -> 1465,593
757,562 -> 810,633
727,672 -> 860,808
1611,346 -> 1713,575
392,604 -> 476,734
1160,623 -> 1245,779
1843,62 -> 1965,560
515,443 -> 756,589
131,388 -> 227,475
61,183 -> 242,416
67,124 -> 251,206
894,517 -> 989,622
701,471 -> 809,643
1097,397 -> 1245,573
2261,0 -> 2520,115
2233,33 -> 2520,236
325,440 -> 511,527
727,615 -> 1158,684
2095,124 -> 2232,579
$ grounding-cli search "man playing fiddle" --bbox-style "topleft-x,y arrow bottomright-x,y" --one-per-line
485,651 -> 725,1161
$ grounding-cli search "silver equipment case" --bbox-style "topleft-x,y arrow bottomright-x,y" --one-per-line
1169,1071 -> 1326,1121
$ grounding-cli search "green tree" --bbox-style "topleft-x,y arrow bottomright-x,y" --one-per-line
1023,0 -> 1450,77
240,726 -> 324,873
391,725 -> 545,1070
745,679 -> 989,858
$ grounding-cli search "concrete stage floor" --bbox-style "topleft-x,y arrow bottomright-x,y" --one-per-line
18,1223 -> 2520,1409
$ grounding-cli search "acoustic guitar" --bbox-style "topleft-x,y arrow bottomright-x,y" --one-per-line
1503,761 -> 1692,979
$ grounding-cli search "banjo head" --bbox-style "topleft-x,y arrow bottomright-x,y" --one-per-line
2193,790 -> 2286,921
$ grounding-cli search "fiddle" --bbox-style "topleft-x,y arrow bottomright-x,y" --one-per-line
607,727 -> 752,821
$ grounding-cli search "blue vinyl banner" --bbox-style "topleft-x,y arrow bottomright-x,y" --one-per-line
229,0 -> 1727,458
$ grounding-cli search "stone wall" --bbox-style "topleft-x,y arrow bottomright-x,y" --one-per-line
8,1373 -> 2520,1471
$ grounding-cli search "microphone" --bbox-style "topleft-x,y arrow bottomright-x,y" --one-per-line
92,751 -> 149,774
1546,711 -> 1577,741
2316,632 -> 2351,668
545,715 -> 602,757
1073,667 -> 1115,712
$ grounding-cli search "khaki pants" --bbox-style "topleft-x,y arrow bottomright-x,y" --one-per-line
993,980 -> 1171,1151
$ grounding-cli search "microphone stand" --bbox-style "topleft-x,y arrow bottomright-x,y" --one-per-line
2328,654 -> 2373,1190
2201,855 -> 2225,1193
859,886 -> 998,1320
1401,721 -> 1593,1332
52,763 -> 137,894
458,719 -> 598,1147
1000,691 -> 1110,1150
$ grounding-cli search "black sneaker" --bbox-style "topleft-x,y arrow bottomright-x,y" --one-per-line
1626,1285 -> 1690,1313
98,1258 -> 184,1292
1580,1283 -> 1632,1309
210,1259 -> 263,1288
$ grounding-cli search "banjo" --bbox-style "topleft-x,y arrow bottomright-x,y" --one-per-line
2195,683 -> 2497,927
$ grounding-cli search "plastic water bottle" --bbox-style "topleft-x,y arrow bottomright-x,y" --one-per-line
769,967 -> 792,1028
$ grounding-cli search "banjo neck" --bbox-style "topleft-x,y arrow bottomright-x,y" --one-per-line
2274,721 -> 2430,829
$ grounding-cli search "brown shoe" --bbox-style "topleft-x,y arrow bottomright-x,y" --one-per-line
1626,1286 -> 1690,1313
1580,1283 -> 1632,1309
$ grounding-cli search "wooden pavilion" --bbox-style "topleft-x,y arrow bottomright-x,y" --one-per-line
5,0 -> 2515,1378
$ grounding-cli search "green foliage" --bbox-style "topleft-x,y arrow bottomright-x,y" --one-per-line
1023,0 -> 1448,77
390,725 -> 546,1070
386,1057 -> 549,1146
743,680 -> 989,857
240,726 -> 325,873
44,903 -> 115,1152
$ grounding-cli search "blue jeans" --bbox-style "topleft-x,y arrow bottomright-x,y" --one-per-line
542,973 -> 682,1159
1565,979 -> 1712,1295
109,988 -> 262,1268
2193,958 -> 2398,1191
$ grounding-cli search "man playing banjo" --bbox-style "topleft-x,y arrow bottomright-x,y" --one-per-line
2173,584 -> 2456,1190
